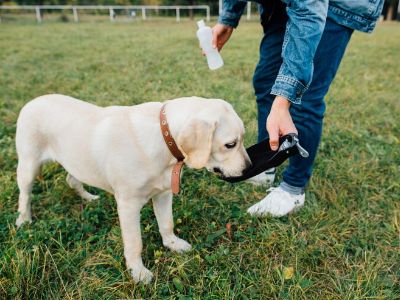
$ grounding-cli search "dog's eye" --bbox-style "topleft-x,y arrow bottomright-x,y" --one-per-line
225,141 -> 237,149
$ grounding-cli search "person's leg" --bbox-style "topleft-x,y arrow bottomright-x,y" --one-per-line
254,0 -> 287,143
248,19 -> 353,216
280,19 -> 354,193
247,1 -> 287,186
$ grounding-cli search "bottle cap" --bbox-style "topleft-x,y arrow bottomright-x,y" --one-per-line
197,20 -> 205,28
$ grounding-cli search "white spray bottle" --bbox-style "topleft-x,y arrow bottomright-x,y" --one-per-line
196,20 -> 224,70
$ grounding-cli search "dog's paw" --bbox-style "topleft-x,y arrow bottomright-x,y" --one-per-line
16,213 -> 32,228
163,236 -> 192,253
82,192 -> 99,202
130,265 -> 153,284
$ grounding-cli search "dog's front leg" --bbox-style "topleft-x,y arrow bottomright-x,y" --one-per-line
152,191 -> 192,253
116,196 -> 153,284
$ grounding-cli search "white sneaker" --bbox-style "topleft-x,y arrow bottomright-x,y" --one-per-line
245,168 -> 276,186
247,186 -> 305,217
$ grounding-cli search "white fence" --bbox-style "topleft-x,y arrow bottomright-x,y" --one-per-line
0,5 -> 210,23
219,1 -> 254,20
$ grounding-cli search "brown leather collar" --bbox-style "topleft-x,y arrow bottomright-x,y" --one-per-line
160,104 -> 185,194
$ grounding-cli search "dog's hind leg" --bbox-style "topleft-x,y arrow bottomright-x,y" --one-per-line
15,102 -> 45,227
16,158 -> 40,227
153,191 -> 192,253
66,174 -> 99,201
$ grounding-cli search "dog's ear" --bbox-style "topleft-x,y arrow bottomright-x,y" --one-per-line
177,117 -> 216,169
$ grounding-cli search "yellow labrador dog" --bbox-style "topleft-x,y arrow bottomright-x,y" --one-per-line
15,94 -> 250,283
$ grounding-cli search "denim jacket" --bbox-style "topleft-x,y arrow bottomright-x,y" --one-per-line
218,0 -> 384,104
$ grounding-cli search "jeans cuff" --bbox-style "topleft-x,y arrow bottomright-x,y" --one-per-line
279,181 -> 305,195
218,14 -> 240,28
271,75 -> 308,105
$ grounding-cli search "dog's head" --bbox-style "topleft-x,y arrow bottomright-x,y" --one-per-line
177,99 -> 251,177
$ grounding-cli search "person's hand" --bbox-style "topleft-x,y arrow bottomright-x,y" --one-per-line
267,96 -> 298,151
212,23 -> 234,51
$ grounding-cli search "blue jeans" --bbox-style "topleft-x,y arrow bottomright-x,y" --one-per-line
253,3 -> 353,192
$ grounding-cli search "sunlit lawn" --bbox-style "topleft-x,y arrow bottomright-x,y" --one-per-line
0,20 -> 399,299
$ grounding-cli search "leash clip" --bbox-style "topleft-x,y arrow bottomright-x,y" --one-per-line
292,135 -> 309,158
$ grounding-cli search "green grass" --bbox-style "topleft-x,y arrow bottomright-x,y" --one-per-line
0,20 -> 399,299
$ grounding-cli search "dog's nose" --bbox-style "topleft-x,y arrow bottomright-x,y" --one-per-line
245,159 -> 252,169
241,159 -> 252,176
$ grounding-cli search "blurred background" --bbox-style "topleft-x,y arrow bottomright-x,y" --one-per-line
0,0 -> 398,23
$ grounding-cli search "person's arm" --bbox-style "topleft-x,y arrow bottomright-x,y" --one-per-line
268,0 -> 328,150
212,1 -> 247,51
218,0 -> 247,28
271,0 -> 329,105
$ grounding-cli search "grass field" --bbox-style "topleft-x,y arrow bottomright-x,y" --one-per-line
0,20 -> 399,299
